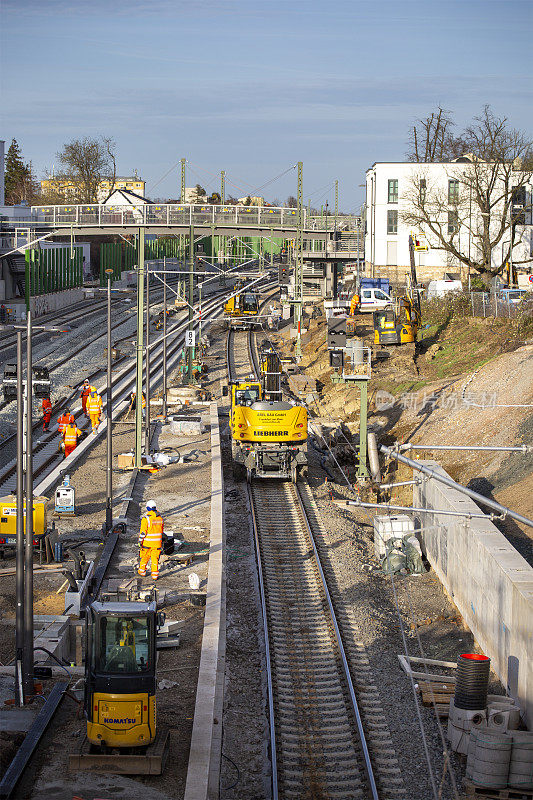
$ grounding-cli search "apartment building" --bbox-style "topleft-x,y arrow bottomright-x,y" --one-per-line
365,159 -> 532,282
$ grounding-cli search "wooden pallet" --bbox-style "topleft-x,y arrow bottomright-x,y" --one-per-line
464,780 -> 533,799
417,680 -> 454,717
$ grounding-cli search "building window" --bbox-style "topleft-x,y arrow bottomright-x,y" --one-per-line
388,179 -> 398,204
419,178 -> 427,204
448,210 -> 459,235
448,179 -> 460,204
387,210 -> 398,234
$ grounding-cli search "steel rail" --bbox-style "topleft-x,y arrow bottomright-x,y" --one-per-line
295,483 -> 380,799
246,484 -> 278,800
228,313 -> 381,800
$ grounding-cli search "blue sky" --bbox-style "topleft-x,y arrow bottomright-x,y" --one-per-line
1,0 -> 532,211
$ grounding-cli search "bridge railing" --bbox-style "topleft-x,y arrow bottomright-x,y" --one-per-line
29,203 -> 308,229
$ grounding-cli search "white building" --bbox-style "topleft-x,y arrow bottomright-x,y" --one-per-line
365,159 -> 532,282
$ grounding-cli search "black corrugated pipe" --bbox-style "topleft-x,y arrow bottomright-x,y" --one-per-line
454,653 -> 491,710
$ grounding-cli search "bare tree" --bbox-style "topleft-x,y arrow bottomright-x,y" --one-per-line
286,195 -> 297,208
55,136 -> 116,203
402,107 -> 533,284
407,106 -> 460,162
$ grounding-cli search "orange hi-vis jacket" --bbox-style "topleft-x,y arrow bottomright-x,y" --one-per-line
63,423 -> 82,446
139,511 -> 164,548
42,398 -> 52,414
58,412 -> 75,432
87,394 -> 102,415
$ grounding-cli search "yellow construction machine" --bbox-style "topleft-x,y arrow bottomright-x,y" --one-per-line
223,282 -> 260,329
373,234 -> 424,346
228,349 -> 307,481
85,596 -> 160,748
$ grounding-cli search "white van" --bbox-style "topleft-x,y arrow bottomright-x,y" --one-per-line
359,287 -> 394,312
427,279 -> 463,299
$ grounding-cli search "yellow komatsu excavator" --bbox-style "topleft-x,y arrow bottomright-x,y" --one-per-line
85,597 -> 159,748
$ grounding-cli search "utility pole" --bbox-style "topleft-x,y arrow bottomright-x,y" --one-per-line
144,262 -> 151,454
295,161 -> 303,360
162,257 -> 167,420
181,158 -> 186,278
105,269 -> 114,532
180,158 -> 186,203
15,330 -> 24,706
334,180 -> 339,299
23,292 -> 34,698
187,223 -> 195,384
134,230 -> 145,468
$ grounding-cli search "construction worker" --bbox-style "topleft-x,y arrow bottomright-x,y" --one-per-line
42,396 -> 52,432
86,389 -> 103,434
138,501 -> 164,580
62,422 -> 83,458
80,379 -> 93,417
57,408 -> 75,433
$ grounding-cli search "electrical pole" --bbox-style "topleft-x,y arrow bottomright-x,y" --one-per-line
295,161 -> 303,360
162,257 -> 168,420
180,158 -> 186,203
181,158 -> 186,278
220,171 -> 226,285
15,330 -> 24,706
134,230 -> 145,468
187,222 -> 195,384
23,302 -> 34,698
105,269 -> 114,532
334,180 -> 339,299
144,262 -> 151,454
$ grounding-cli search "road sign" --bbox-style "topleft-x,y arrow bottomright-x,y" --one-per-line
528,274 -> 533,283
185,329 -> 196,348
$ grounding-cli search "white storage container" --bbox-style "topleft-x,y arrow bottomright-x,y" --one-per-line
373,515 -> 414,559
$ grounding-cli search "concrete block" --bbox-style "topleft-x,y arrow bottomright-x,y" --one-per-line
169,415 -> 205,435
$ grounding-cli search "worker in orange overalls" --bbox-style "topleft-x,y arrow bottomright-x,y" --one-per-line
62,422 -> 83,458
57,408 -> 75,433
138,501 -> 164,580
42,396 -> 52,431
86,389 -> 103,434
80,379 -> 93,418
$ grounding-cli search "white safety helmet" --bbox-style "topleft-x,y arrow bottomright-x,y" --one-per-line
146,500 -> 157,510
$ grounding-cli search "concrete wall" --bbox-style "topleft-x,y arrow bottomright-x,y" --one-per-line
414,462 -> 533,728
6,287 -> 85,320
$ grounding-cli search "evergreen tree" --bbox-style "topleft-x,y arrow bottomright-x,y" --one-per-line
4,139 -> 38,205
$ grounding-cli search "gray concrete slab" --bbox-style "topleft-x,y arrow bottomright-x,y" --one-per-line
184,402 -> 225,800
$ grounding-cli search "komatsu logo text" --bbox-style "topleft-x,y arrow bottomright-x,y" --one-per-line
104,717 -> 136,724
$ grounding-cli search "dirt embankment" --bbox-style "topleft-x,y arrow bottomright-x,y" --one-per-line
271,303 -> 533,551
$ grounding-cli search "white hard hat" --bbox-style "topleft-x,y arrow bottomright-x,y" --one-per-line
146,500 -> 157,510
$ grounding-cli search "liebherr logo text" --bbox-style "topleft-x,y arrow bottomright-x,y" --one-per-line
104,717 -> 136,724
254,431 -> 288,436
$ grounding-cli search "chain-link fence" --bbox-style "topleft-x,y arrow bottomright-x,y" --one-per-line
469,292 -> 532,319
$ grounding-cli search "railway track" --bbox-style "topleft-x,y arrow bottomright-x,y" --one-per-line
0,288 -> 228,495
227,322 -> 405,799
